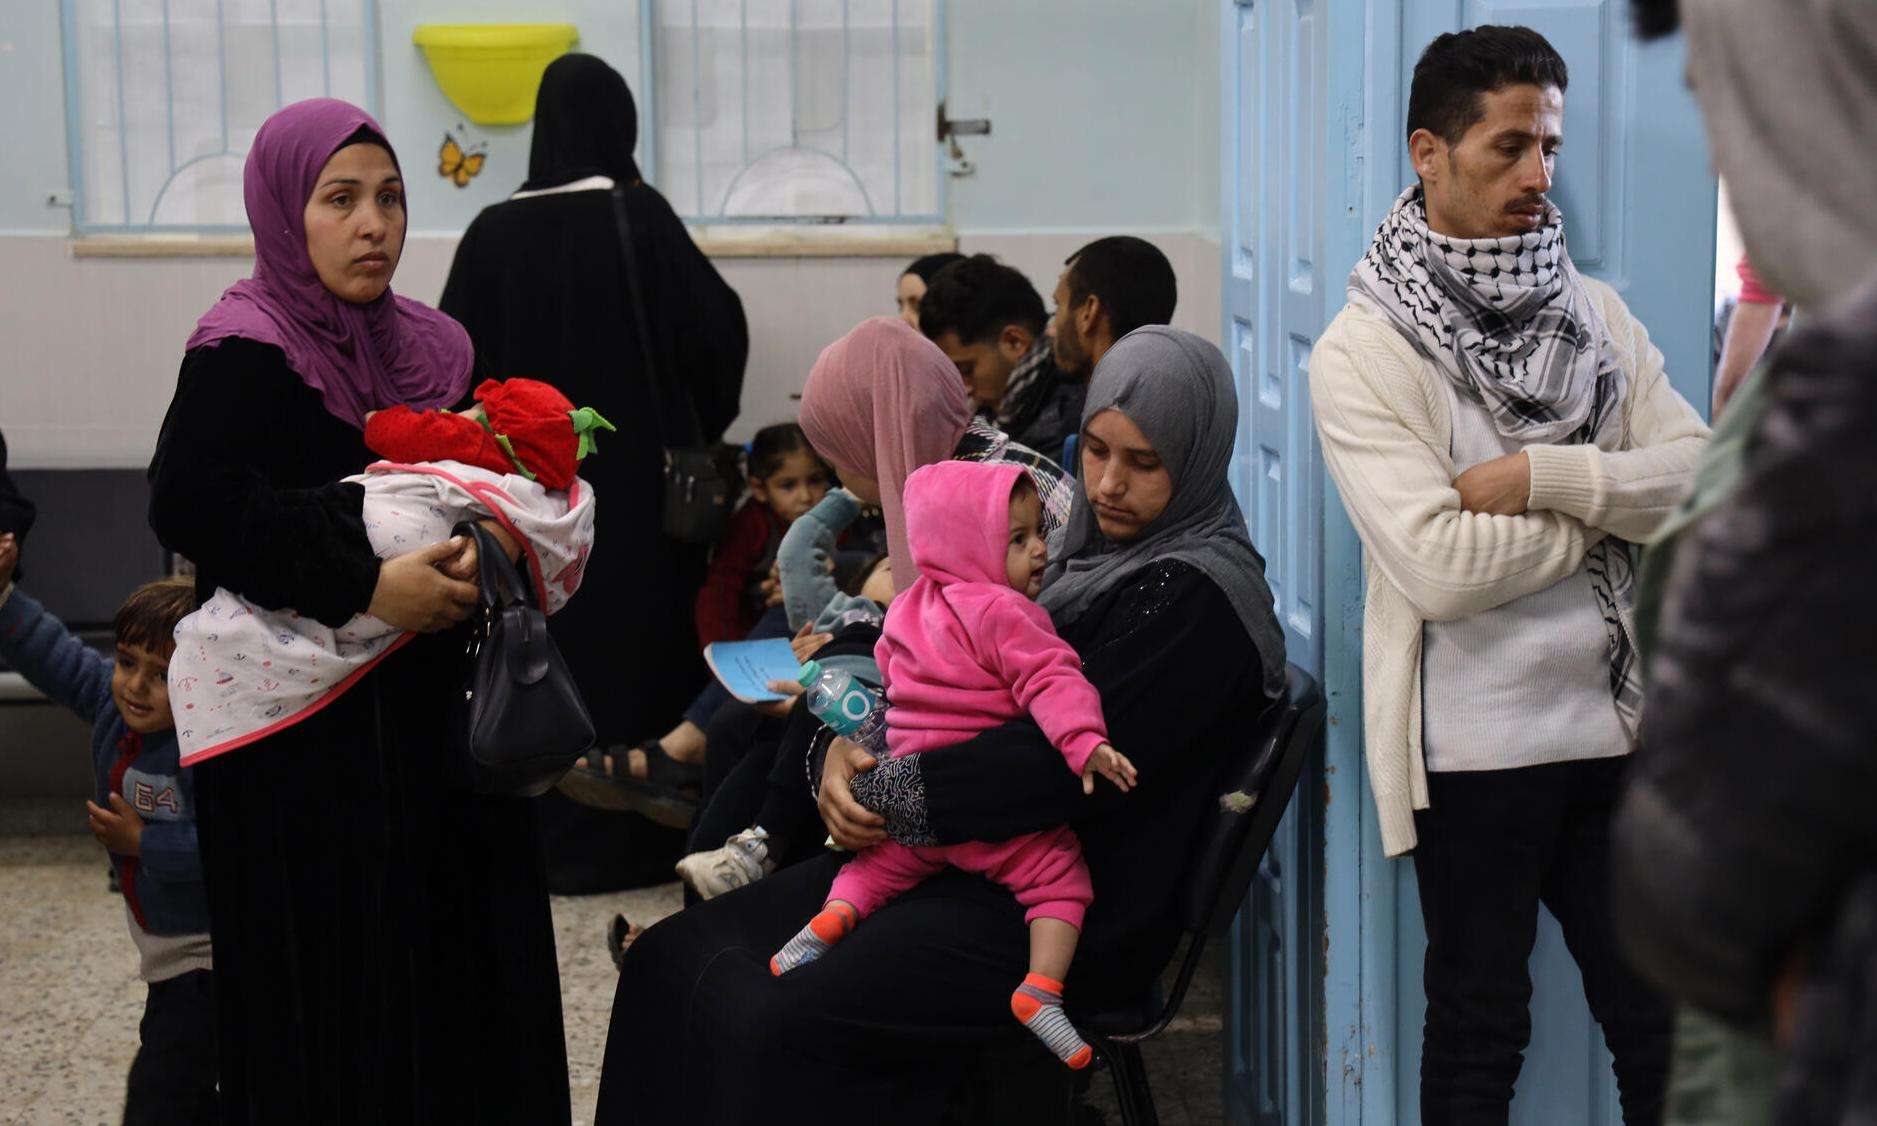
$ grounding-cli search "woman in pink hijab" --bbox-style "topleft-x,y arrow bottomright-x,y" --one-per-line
799,316 -> 1075,592
148,99 -> 570,1124
648,318 -> 1075,922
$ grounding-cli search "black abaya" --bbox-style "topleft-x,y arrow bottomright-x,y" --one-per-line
597,562 -> 1270,1124
148,340 -> 571,1124
439,177 -> 747,750
0,428 -> 35,582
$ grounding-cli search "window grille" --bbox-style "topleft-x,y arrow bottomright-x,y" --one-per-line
644,0 -> 944,223
60,0 -> 377,234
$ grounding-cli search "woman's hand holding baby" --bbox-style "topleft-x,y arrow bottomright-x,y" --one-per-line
1081,743 -> 1139,795
368,537 -> 480,632
437,520 -> 522,582
820,736 -> 887,850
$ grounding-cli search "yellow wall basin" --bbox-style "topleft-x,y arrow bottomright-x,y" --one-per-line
412,24 -> 580,126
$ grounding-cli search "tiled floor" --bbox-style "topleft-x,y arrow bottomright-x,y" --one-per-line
0,825 -> 682,1126
1,815 -> 1223,1126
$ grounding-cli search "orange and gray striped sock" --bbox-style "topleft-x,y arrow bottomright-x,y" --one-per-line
1010,973 -> 1093,1069
770,901 -> 857,975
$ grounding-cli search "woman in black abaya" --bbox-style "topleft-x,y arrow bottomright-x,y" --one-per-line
441,55 -> 749,885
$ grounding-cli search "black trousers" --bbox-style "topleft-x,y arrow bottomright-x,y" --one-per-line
1413,756 -> 1672,1126
124,968 -> 218,1125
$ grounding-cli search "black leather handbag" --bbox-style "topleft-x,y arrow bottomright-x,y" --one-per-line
448,521 -> 594,796
609,188 -> 735,545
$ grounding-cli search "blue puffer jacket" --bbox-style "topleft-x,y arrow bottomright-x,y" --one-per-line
0,585 -> 209,937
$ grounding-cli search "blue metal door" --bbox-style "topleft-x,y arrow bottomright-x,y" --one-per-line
1218,0 -> 1328,1121
1220,2 -> 1715,1122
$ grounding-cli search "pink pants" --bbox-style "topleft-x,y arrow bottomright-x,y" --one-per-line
826,824 -> 1093,929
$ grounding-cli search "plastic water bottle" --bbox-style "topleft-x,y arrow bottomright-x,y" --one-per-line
798,660 -> 889,755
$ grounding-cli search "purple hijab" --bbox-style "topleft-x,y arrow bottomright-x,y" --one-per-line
186,99 -> 472,428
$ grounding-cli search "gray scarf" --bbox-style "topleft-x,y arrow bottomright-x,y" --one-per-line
1039,326 -> 1287,700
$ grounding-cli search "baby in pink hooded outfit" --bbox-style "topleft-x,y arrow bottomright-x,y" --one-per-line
770,459 -> 1137,1070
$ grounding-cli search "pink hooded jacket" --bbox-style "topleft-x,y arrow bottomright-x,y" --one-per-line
874,461 -> 1109,772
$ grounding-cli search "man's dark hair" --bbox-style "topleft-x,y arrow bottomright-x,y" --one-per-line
1063,237 -> 1178,339
917,254 -> 1046,345
1406,26 -> 1569,144
901,251 -> 966,284
1629,0 -> 1680,40
115,576 -> 198,658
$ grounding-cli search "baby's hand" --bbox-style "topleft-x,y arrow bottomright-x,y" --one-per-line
1081,743 -> 1138,795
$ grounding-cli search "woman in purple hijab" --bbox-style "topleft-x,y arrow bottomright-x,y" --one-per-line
148,100 -> 571,1124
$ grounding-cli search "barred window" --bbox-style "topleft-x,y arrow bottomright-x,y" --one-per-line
61,0 -> 375,234
648,0 -> 941,223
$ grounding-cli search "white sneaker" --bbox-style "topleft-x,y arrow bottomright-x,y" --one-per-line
675,827 -> 773,900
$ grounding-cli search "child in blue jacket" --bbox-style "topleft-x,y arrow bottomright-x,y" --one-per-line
0,532 -> 215,1123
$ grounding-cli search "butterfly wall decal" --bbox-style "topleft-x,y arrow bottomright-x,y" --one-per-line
438,131 -> 488,188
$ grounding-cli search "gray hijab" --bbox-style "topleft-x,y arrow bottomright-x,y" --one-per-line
1039,326 -> 1287,700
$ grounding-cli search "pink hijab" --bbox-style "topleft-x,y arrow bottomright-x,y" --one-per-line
798,317 -> 970,593
187,99 -> 473,428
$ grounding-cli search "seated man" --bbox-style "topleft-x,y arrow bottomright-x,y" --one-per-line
1308,24 -> 1708,1126
1049,236 -> 1178,390
918,254 -> 1081,459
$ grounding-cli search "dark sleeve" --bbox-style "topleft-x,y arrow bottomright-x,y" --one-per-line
852,564 -> 1263,845
639,189 -> 747,443
1614,328 -> 1877,1023
0,585 -> 115,725
0,430 -> 35,581
694,505 -> 767,648
147,345 -> 381,628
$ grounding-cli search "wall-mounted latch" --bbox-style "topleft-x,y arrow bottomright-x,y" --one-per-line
936,99 -> 991,178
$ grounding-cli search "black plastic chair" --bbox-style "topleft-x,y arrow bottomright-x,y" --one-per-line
1081,664 -> 1326,1126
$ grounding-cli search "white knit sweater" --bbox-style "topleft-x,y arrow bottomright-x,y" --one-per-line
1309,278 -> 1709,857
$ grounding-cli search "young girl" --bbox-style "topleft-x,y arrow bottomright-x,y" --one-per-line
169,377 -> 602,766
590,424 -> 836,796
769,459 -> 1137,1071
694,423 -> 833,650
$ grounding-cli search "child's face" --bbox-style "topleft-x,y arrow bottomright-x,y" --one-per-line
751,449 -> 832,525
111,642 -> 175,735
859,558 -> 896,605
1004,489 -> 1049,599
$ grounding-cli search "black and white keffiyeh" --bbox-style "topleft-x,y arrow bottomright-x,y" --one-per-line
1350,186 -> 1625,445
1350,186 -> 1641,740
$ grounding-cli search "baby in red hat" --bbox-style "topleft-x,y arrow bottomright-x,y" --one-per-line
364,378 -> 614,491
171,379 -> 605,767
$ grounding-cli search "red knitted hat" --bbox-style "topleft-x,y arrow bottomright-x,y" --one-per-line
476,378 -> 583,490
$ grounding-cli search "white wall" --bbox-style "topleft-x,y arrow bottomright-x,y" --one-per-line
0,0 -> 1223,468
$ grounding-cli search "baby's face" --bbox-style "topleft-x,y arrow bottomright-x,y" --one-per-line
1004,490 -> 1049,600
860,558 -> 896,605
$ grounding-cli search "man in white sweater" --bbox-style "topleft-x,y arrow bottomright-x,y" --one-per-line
1308,26 -> 1708,1126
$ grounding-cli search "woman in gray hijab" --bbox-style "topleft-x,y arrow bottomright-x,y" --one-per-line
596,327 -> 1286,1123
